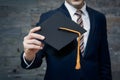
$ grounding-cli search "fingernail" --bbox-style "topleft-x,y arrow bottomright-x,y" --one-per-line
41,36 -> 45,40
40,47 -> 43,49
37,26 -> 41,29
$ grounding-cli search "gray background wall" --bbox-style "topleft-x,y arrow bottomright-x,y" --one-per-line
0,0 -> 120,80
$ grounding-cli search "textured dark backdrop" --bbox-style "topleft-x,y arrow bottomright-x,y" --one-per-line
0,0 -> 120,80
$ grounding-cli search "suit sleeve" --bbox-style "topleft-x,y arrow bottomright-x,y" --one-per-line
99,15 -> 112,80
21,51 -> 45,69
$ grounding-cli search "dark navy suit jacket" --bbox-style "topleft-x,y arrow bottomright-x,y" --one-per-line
21,4 -> 112,80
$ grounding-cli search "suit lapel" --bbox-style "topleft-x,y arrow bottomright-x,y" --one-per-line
84,7 -> 96,57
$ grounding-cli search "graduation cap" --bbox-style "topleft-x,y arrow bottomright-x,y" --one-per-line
36,11 -> 86,70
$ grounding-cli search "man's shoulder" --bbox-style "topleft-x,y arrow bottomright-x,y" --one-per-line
87,6 -> 105,17
42,8 -> 60,18
38,8 -> 60,24
42,9 -> 57,17
36,4 -> 65,26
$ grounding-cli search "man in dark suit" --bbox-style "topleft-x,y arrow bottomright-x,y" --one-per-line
21,0 -> 112,80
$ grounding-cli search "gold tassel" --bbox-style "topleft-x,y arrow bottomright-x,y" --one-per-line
59,27 -> 81,70
75,37 -> 81,70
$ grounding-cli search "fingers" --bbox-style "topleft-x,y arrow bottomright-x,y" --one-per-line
24,43 -> 43,50
23,26 -> 45,51
26,39 -> 42,46
23,39 -> 44,49
27,26 -> 45,40
27,33 -> 45,40
29,26 -> 41,33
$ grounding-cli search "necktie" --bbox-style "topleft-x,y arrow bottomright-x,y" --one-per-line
75,10 -> 84,55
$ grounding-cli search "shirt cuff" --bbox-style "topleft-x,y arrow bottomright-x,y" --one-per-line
23,53 -> 35,68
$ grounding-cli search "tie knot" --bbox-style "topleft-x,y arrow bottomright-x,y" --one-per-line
75,10 -> 82,16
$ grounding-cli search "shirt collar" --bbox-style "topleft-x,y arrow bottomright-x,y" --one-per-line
64,1 -> 88,17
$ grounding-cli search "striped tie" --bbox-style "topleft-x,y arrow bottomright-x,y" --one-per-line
75,10 -> 84,55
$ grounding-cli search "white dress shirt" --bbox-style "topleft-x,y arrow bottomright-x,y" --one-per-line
23,1 -> 90,68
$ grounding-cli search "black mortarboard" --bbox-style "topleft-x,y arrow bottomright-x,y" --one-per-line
36,11 -> 86,70
37,11 -> 86,51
